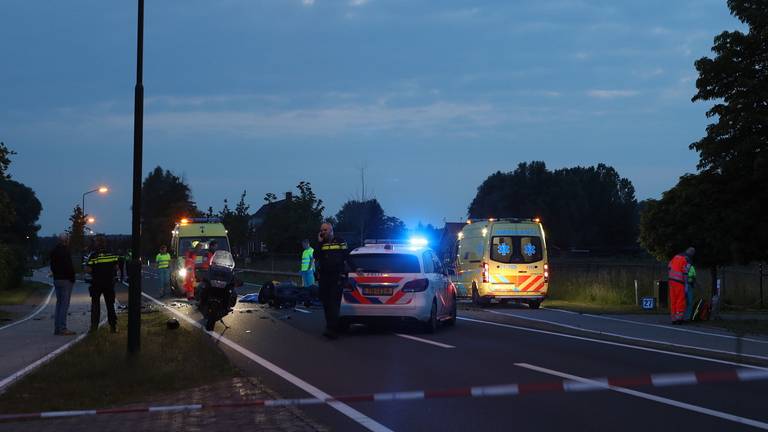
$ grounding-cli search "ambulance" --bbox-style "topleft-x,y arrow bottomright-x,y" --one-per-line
454,218 -> 549,309
169,217 -> 230,296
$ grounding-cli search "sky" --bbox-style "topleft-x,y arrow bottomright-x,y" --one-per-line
1,0 -> 743,236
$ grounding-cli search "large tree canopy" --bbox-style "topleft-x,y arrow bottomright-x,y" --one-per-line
468,161 -> 638,251
141,166 -> 199,256
685,0 -> 768,262
334,199 -> 407,246
0,179 -> 42,244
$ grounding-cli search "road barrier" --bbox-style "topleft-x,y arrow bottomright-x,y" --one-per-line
2,368 -> 767,422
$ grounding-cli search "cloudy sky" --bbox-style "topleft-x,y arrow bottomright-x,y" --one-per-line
1,0 -> 742,235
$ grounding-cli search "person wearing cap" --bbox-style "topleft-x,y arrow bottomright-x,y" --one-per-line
85,235 -> 119,333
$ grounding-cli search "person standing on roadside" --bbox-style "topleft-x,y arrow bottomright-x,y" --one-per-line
668,246 -> 695,325
85,235 -> 119,333
49,233 -> 76,336
300,239 -> 315,287
314,223 -> 348,339
155,245 -> 171,298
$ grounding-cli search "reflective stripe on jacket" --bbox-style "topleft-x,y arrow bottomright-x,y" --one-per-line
668,254 -> 690,284
156,253 -> 171,269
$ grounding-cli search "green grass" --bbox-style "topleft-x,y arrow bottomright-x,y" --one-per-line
0,281 -> 50,306
0,310 -> 239,413
543,299 -> 662,315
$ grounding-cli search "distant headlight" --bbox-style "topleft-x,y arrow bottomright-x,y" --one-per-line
178,268 -> 187,278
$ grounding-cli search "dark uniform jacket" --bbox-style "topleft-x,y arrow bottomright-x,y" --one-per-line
50,243 -> 75,282
315,236 -> 348,285
87,250 -> 119,286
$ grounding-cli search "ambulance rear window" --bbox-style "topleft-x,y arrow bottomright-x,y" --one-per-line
490,236 -> 543,263
349,254 -> 421,274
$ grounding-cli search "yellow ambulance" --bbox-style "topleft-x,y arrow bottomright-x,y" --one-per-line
169,217 -> 230,295
455,218 -> 549,309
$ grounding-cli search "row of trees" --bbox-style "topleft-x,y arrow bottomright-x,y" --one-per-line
640,0 -> 767,285
0,142 -> 42,290
469,161 -> 639,251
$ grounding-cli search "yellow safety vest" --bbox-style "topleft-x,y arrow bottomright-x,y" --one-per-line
156,253 -> 171,269
301,247 -> 314,271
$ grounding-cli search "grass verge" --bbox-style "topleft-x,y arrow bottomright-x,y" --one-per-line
0,309 -> 239,413
0,281 -> 50,306
543,299 -> 664,315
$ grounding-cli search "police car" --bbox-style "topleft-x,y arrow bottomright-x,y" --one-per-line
340,239 -> 458,333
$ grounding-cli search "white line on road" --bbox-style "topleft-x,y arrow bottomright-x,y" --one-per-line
139,290 -> 393,432
393,333 -> 455,349
0,280 -> 54,332
544,307 -> 768,344
514,362 -> 768,430
457,316 -> 768,370
294,307 -> 312,314
484,309 -> 768,361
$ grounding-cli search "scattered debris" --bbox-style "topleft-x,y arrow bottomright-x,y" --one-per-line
239,293 -> 260,303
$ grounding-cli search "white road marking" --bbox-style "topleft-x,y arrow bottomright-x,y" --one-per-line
139,289 -> 393,432
457,316 -> 768,370
485,309 -> 768,361
294,307 -> 312,314
515,362 -> 768,430
544,307 -> 768,344
393,333 -> 455,349
0,280 -> 55,332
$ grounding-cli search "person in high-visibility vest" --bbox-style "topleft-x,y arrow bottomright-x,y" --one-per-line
184,242 -> 200,301
300,239 -> 315,287
668,247 -> 695,324
685,264 -> 697,320
155,245 -> 172,298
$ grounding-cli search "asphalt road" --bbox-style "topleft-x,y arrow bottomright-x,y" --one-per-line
140,270 -> 768,432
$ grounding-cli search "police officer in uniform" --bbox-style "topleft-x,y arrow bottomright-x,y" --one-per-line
85,235 -> 120,333
315,222 -> 348,339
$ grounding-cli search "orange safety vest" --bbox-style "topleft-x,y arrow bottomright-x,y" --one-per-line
668,254 -> 689,284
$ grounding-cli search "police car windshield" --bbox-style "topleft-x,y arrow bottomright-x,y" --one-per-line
491,236 -> 543,263
349,253 -> 421,274
179,237 -> 230,255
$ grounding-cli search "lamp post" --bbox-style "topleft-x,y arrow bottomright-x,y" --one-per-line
128,0 -> 145,354
82,186 -> 109,219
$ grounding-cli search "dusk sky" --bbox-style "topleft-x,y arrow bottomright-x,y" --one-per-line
1,0 -> 742,236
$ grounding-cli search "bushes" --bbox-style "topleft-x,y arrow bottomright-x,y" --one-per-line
0,243 -> 25,291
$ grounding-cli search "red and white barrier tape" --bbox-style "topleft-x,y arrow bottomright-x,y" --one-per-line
2,368 -> 767,422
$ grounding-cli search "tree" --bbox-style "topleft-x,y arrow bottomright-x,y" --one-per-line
258,182 -> 325,253
687,0 -> 768,262
639,173 -> 731,286
141,166 -> 199,256
468,161 -> 638,251
0,179 -> 42,244
67,205 -> 86,259
0,142 -> 17,226
334,199 -> 407,246
219,190 -> 251,257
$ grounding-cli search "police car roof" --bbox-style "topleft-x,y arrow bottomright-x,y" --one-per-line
351,243 -> 430,255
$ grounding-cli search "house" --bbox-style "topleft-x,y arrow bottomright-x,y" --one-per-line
246,192 -> 292,255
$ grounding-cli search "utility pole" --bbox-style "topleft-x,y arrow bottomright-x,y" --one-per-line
760,262 -> 764,309
128,0 -> 144,354
360,166 -> 365,245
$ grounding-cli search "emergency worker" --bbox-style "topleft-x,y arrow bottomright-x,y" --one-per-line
155,245 -> 171,297
300,239 -> 315,287
85,235 -> 119,333
668,247 -> 695,324
315,223 -> 348,339
685,264 -> 697,320
184,241 -> 200,300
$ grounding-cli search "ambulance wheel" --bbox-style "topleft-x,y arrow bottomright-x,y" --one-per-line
423,300 -> 438,334
445,296 -> 457,327
472,285 -> 488,307
528,300 -> 541,310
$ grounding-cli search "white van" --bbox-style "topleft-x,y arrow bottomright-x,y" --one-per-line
454,218 -> 549,309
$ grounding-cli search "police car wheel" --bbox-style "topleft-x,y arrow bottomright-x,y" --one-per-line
445,296 -> 457,327
423,300 -> 438,334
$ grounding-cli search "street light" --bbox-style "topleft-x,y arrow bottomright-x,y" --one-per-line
82,186 -> 109,218
87,217 -> 96,225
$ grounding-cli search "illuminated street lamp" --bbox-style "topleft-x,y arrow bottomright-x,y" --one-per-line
82,186 -> 109,218
87,217 -> 96,225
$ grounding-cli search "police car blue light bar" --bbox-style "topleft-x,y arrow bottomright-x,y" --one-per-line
409,237 -> 428,247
